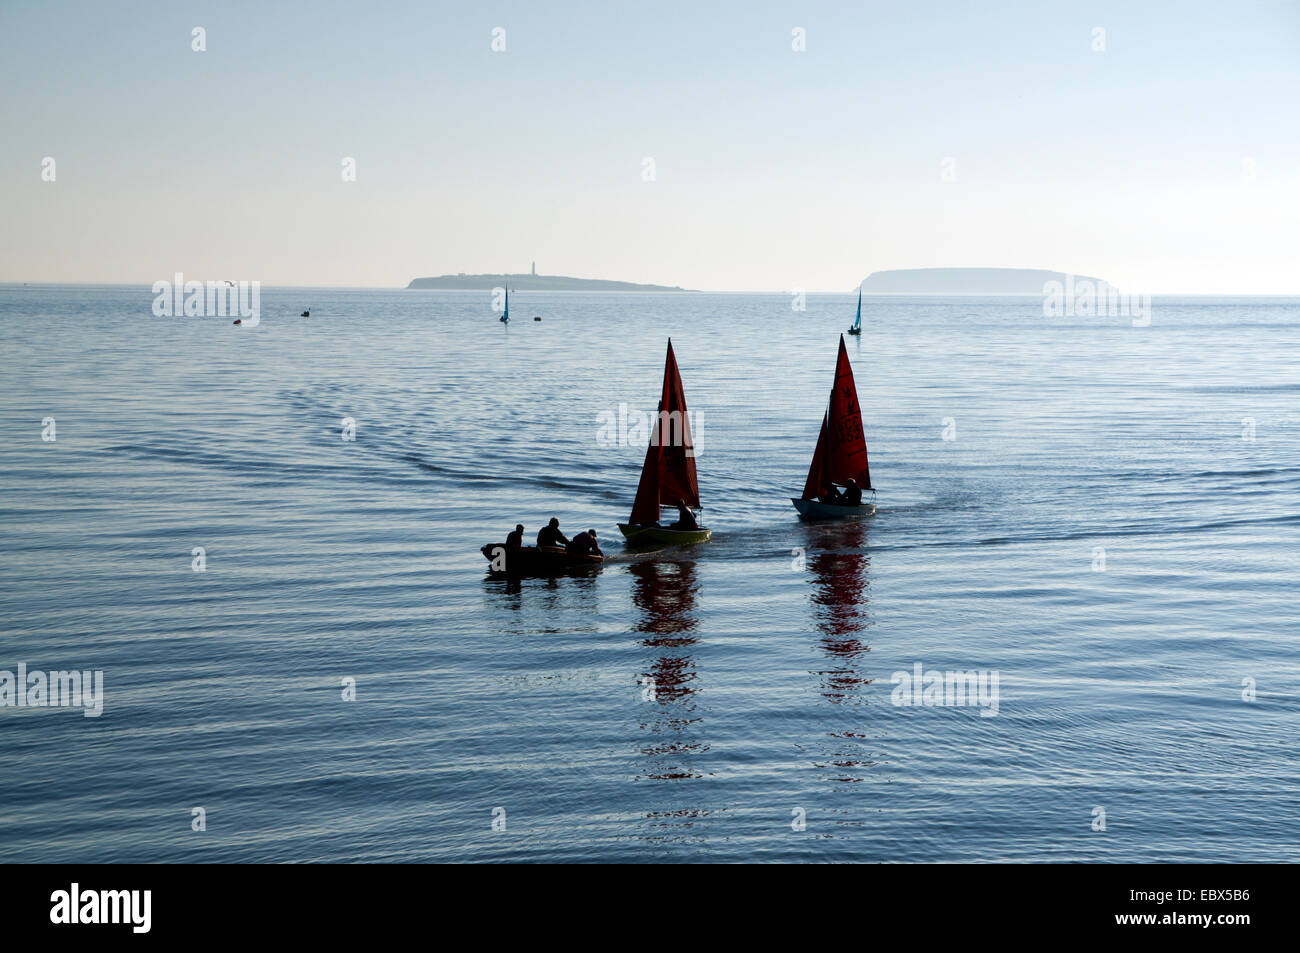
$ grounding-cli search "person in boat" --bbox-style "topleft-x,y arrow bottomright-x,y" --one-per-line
537,517 -> 568,549
567,529 -> 602,557
842,478 -> 863,506
818,485 -> 843,505
669,499 -> 698,530
505,524 -> 525,551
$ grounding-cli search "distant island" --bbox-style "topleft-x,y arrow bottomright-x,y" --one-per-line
408,266 -> 692,292
859,267 -> 1115,294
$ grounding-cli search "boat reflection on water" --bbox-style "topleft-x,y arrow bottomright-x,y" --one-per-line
803,519 -> 879,784
480,571 -> 601,637
807,519 -> 872,702
482,571 -> 525,607
630,559 -> 709,782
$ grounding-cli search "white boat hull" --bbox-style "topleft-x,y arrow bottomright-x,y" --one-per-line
791,497 -> 876,520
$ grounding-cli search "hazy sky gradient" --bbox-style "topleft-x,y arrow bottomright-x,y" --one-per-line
2,1 -> 1298,291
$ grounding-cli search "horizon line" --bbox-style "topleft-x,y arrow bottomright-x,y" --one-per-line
3,281 -> 1299,297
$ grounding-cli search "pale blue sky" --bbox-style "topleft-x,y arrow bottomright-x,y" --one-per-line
2,1 -> 1298,291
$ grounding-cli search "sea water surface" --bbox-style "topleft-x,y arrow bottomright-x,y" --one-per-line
0,285 -> 1297,863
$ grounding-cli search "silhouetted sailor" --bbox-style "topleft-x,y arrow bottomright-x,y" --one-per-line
567,529 -> 602,557
537,517 -> 569,548
669,499 -> 698,530
505,524 -> 525,551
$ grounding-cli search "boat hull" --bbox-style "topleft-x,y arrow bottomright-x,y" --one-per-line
790,497 -> 876,520
480,544 -> 603,574
618,523 -> 712,546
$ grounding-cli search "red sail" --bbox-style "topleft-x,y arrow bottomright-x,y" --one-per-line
800,411 -> 831,500
801,335 -> 871,499
629,339 -> 701,524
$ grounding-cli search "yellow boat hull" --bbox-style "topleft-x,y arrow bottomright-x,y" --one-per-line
618,524 -> 712,546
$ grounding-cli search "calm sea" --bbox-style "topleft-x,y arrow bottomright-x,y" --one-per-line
1,285 -> 1297,862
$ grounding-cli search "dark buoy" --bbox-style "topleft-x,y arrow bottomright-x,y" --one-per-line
301,310 -> 310,317
233,319 -> 242,325
534,316 -> 542,321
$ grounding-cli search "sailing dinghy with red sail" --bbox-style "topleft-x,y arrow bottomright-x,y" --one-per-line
618,340 -> 712,546
792,334 -> 876,519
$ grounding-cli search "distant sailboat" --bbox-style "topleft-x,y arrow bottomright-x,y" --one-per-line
791,335 -> 876,519
500,286 -> 510,323
618,340 -> 712,545
847,288 -> 862,335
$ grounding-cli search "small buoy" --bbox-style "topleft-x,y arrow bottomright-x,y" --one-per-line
534,316 -> 542,321
301,310 -> 310,317
233,319 -> 242,325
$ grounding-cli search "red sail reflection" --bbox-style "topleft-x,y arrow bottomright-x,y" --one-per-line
807,520 -> 872,703
805,520 -> 877,783
630,559 -> 708,781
